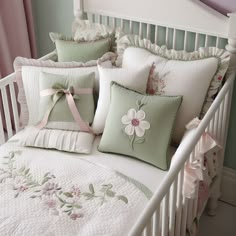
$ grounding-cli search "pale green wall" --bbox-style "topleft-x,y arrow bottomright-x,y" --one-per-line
32,0 -> 74,57
32,0 -> 236,170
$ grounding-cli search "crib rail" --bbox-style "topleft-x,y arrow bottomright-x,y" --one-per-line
0,74 -> 19,144
86,12 -> 228,51
129,73 -> 235,236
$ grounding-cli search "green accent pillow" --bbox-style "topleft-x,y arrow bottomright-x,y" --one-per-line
55,38 -> 111,62
38,71 -> 95,131
98,82 -> 182,170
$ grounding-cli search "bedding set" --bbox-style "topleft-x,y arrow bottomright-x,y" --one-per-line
0,19 -> 230,235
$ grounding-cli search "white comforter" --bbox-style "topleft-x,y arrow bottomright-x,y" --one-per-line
0,137 -> 151,236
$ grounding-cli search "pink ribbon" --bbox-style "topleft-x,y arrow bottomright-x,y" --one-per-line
183,117 -> 221,199
36,86 -> 93,133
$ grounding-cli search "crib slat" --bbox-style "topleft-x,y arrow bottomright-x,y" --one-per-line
98,14 -> 102,24
169,179 -> 177,236
139,23 -> 143,37
195,33 -> 199,51
214,109 -> 220,140
219,101 -> 225,144
143,218 -> 152,236
129,20 -> 133,34
155,25 -> 159,44
162,192 -> 169,236
184,31 -> 188,51
165,28 -> 169,47
180,197 -> 189,236
173,29 -> 177,49
9,82 -> 19,133
0,110 -> 5,145
216,37 -> 220,48
175,168 -> 184,236
205,35 -> 209,47
147,24 -> 151,39
1,87 -> 13,139
121,19 -> 124,30
153,207 -> 161,236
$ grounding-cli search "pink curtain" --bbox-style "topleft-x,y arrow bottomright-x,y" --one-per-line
0,0 -> 37,77
0,0 -> 37,131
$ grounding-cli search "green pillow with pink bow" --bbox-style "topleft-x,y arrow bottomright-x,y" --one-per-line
99,82 -> 182,170
37,71 -> 95,132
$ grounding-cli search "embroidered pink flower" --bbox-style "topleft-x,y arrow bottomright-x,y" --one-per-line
122,109 -> 150,137
71,186 -> 81,197
70,213 -> 83,220
43,198 -> 59,216
42,182 -> 59,196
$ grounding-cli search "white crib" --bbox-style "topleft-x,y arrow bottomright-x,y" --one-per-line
1,0 -> 236,235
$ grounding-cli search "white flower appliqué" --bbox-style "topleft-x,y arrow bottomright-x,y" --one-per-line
122,109 -> 150,137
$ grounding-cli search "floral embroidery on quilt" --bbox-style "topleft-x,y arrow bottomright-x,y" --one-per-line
0,151 -> 128,220
121,100 -> 150,150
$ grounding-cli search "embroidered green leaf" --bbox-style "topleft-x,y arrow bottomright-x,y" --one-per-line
135,138 -> 145,144
30,195 -> 37,198
41,178 -> 49,185
74,204 -> 82,209
82,192 -> 94,200
102,184 -> 113,189
57,196 -> 65,203
89,184 -> 95,194
117,195 -> 128,204
66,205 -> 73,208
106,190 -> 116,198
64,192 -> 73,198
24,168 -> 30,175
19,166 -> 26,172
44,172 -> 50,177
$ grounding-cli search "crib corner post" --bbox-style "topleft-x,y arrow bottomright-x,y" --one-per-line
207,14 -> 236,216
226,12 -> 236,72
73,0 -> 87,20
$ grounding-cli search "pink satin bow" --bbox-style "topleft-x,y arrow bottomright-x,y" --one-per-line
36,86 -> 93,133
183,117 -> 221,199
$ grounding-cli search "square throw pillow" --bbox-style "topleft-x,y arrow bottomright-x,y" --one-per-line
13,53 -> 114,127
37,72 -> 95,131
116,35 -> 230,144
99,82 -> 182,170
50,32 -> 112,62
92,64 -> 151,134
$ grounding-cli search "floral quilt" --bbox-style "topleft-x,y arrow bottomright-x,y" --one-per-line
0,140 -> 151,236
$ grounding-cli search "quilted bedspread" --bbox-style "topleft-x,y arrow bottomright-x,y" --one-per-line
0,139 -> 151,236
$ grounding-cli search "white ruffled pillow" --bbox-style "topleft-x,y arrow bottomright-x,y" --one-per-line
116,35 -> 230,144
92,64 -> 151,134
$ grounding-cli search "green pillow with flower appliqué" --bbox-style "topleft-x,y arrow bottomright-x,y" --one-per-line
98,82 -> 182,170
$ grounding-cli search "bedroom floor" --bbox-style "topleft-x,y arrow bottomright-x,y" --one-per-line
198,201 -> 236,236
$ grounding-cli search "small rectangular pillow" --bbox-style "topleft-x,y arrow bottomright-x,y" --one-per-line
99,82 -> 182,170
20,126 -> 95,154
37,72 -> 95,131
92,64 -> 151,134
13,53 -> 115,127
116,35 -> 230,144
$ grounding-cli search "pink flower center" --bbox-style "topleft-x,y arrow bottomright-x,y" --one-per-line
131,118 -> 140,127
